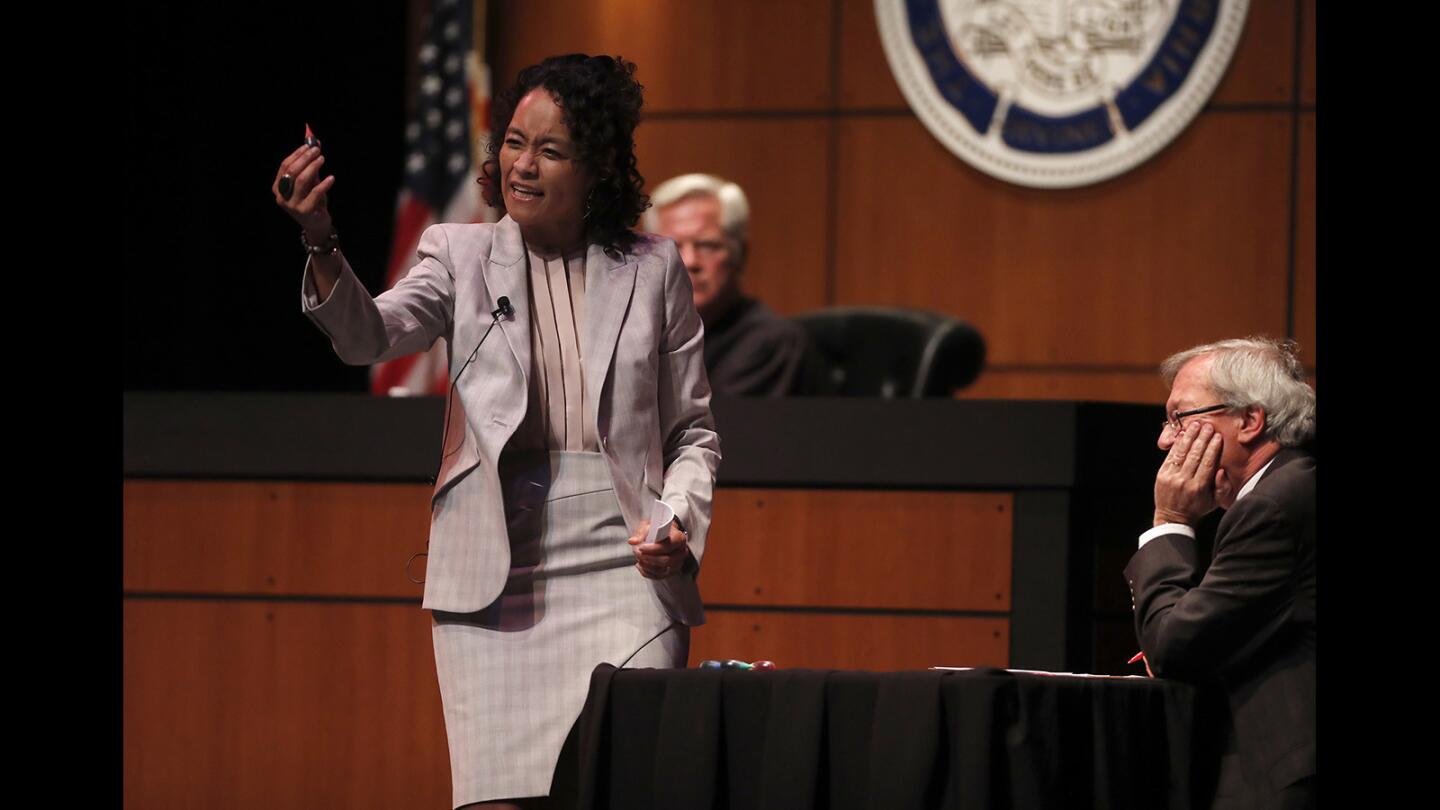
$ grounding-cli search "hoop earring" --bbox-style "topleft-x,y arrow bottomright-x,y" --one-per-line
585,173 -> 614,221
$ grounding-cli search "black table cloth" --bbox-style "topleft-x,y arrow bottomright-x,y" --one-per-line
570,665 -> 1218,810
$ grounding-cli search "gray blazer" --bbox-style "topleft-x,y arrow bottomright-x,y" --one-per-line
302,216 -> 721,626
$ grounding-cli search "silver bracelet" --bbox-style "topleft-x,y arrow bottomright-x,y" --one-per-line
301,229 -> 340,256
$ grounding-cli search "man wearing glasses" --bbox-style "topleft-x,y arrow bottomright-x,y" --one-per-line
1125,336 -> 1316,810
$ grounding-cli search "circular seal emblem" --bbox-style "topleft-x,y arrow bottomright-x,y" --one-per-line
875,0 -> 1250,188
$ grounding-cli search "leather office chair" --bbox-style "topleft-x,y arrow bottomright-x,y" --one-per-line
791,307 -> 986,397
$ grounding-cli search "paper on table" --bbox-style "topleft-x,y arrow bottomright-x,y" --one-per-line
647,499 -> 675,544
929,667 -> 1147,679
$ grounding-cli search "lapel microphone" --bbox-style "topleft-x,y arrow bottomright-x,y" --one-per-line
493,296 -> 514,320
458,294 -> 514,385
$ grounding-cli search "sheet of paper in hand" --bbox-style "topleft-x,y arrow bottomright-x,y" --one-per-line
647,500 -> 675,544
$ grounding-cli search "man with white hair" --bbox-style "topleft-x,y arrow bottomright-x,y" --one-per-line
644,173 -> 809,396
1126,336 -> 1315,809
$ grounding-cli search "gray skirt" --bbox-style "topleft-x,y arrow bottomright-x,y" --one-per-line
431,450 -> 686,808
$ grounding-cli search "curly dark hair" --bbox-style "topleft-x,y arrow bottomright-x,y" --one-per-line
479,54 -> 650,252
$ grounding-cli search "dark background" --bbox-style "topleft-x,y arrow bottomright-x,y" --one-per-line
124,1 -> 410,391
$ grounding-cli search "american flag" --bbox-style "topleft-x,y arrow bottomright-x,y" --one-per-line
371,0 -> 499,396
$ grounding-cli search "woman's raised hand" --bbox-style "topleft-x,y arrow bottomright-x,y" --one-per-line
272,143 -> 335,241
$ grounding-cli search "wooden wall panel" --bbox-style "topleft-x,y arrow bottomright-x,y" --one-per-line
488,0 -> 833,112
1211,0 -> 1295,104
833,112 -> 1294,368
636,118 -> 832,316
124,600 -> 449,810
1301,0 -> 1315,105
957,370 -> 1167,405
483,0 -> 1312,404
1294,112 -> 1315,364
837,0 -> 906,109
692,610 -> 1009,671
704,490 -> 1011,611
124,481 -> 431,597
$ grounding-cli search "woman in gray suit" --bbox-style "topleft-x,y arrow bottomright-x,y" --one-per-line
272,54 -> 720,810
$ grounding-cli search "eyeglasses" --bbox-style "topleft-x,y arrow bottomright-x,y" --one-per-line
1162,403 -> 1229,434
675,238 -> 730,257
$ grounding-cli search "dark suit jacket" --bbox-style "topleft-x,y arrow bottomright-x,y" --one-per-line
1124,448 -> 1315,800
702,296 -> 810,397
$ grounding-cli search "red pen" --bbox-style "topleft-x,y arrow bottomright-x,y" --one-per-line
1127,651 -> 1145,664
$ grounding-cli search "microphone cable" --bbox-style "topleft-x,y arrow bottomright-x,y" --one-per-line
410,295 -> 515,585
617,620 -> 682,669
437,295 -> 514,465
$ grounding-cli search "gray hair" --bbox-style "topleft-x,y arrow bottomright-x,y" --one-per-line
1160,336 -> 1316,447
643,173 -> 750,263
